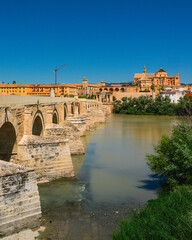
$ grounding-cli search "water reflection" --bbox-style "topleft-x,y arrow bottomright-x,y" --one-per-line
38,115 -> 180,240
78,115 -> 180,204
71,154 -> 85,175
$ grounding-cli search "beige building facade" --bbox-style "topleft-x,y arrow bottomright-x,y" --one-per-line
134,66 -> 181,91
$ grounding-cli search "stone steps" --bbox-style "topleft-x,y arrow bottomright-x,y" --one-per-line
44,161 -> 73,167
39,165 -> 73,172
0,201 -> 41,218
48,170 -> 74,178
0,196 -> 40,209
0,206 -> 41,225
67,116 -> 87,123
0,212 -> 41,236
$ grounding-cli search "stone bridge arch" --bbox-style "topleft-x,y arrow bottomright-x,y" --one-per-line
0,108 -> 19,161
32,110 -> 44,136
0,121 -> 17,161
52,108 -> 59,124
0,108 -> 18,131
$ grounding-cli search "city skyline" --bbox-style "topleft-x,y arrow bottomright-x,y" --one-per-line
0,0 -> 192,84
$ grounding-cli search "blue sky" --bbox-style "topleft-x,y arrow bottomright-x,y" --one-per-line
0,0 -> 192,84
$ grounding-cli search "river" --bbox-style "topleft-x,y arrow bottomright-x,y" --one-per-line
37,115 -> 180,240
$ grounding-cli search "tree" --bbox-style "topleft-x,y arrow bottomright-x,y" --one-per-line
121,97 -> 127,102
113,95 -> 177,115
146,124 -> 192,188
161,86 -> 164,91
88,94 -> 96,99
12,80 -> 16,84
177,95 -> 192,117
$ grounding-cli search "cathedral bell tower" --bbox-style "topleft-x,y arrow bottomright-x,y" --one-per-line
82,76 -> 88,88
143,66 -> 147,73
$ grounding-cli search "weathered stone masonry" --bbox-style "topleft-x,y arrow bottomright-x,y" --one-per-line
0,160 -> 41,237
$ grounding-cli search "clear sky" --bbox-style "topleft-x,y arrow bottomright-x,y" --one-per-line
0,0 -> 192,84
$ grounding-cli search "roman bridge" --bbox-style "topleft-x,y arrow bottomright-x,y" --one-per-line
0,95 -> 111,237
0,95 -> 110,182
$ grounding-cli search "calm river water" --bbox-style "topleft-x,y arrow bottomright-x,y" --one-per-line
38,115 -> 180,240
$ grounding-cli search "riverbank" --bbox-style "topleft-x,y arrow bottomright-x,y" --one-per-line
114,122 -> 192,239
113,186 -> 192,240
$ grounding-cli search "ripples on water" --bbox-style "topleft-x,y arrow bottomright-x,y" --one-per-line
38,115 -> 180,240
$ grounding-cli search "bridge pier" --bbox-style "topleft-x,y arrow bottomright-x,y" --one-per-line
45,122 -> 85,155
17,135 -> 74,182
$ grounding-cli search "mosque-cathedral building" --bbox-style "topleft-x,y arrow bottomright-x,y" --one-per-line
0,66 -> 190,102
134,66 -> 180,90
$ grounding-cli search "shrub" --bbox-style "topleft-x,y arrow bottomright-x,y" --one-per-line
146,124 -> 192,188
78,95 -> 87,98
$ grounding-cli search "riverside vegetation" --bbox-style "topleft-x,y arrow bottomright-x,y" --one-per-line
113,123 -> 192,240
113,95 -> 192,116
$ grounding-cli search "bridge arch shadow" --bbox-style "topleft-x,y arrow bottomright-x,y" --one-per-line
0,122 -> 17,161
32,110 -> 44,136
52,109 -> 59,124
75,102 -> 80,115
71,103 -> 74,115
64,103 -> 68,120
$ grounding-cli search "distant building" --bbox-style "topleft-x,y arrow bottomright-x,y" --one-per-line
160,88 -> 188,103
0,66 -> 185,102
0,83 -> 76,97
134,66 -> 181,91
96,90 -> 113,103
74,77 -> 99,97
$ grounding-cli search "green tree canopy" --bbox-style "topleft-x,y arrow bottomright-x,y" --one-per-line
146,124 -> 192,188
